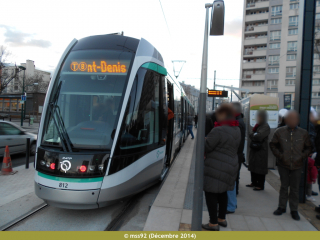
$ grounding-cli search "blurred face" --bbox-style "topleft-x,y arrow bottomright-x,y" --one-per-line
216,112 -> 227,122
257,114 -> 262,124
286,111 -> 299,128
310,112 -> 317,124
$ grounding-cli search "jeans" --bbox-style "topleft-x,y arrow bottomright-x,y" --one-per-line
187,125 -> 194,139
278,166 -> 302,211
205,191 -> 228,224
251,172 -> 266,189
227,182 -> 237,212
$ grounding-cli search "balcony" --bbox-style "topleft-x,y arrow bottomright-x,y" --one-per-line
246,13 -> 269,22
241,85 -> 265,93
245,25 -> 268,33
244,49 -> 267,57
242,61 -> 266,69
243,74 -> 266,80
244,36 -> 268,45
246,1 -> 269,9
271,11 -> 282,17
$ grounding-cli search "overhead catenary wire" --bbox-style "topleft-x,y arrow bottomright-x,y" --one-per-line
158,0 -> 172,38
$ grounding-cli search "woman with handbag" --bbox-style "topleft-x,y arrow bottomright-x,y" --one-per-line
246,110 -> 270,191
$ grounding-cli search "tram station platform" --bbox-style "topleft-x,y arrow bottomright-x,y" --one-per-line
0,165 -> 43,229
143,129 -> 319,231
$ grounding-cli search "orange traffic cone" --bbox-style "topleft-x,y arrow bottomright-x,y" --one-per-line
0,146 -> 18,175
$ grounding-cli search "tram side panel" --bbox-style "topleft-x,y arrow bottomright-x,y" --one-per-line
98,64 -> 168,206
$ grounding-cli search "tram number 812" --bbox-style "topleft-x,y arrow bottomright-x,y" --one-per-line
59,183 -> 68,188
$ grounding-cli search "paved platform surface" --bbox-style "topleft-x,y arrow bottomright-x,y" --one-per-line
0,165 -> 43,228
144,129 -> 318,231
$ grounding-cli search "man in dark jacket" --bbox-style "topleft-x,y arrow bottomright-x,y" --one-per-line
270,110 -> 312,221
232,102 -> 246,195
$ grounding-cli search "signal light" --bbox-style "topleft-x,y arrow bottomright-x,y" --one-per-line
80,165 -> 87,172
50,163 -> 55,170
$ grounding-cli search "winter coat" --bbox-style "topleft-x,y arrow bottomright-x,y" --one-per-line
205,111 -> 216,136
270,126 -> 312,170
236,114 -> 246,163
307,158 -> 318,184
187,116 -> 193,126
315,125 -> 320,167
204,125 -> 241,193
309,122 -> 317,153
248,123 -> 270,175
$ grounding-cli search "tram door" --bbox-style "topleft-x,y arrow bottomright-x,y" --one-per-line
165,81 -> 174,166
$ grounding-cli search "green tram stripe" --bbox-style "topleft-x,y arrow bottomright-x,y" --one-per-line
141,62 -> 167,76
38,172 -> 103,183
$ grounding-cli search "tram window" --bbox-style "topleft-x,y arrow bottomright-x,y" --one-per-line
119,68 -> 160,150
41,49 -> 133,150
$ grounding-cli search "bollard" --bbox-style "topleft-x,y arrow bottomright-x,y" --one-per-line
26,138 -> 30,169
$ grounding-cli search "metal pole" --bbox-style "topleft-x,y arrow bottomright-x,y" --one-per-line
20,70 -> 25,127
212,70 -> 216,110
231,85 -> 233,102
294,0 -> 316,203
191,3 -> 212,231
26,138 -> 30,169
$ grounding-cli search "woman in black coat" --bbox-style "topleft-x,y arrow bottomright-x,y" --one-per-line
202,105 -> 241,231
246,110 -> 270,191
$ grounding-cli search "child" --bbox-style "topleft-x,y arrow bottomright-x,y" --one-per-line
306,156 -> 318,202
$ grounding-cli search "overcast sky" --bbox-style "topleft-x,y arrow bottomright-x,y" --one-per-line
0,0 -> 244,89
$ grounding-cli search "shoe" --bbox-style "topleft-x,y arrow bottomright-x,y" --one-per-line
306,196 -> 316,202
226,210 -> 235,214
246,183 -> 255,188
218,220 -> 227,228
273,207 -> 286,216
315,206 -> 320,213
312,191 -> 318,196
316,215 -> 320,220
202,223 -> 219,231
253,187 -> 264,191
291,211 -> 300,221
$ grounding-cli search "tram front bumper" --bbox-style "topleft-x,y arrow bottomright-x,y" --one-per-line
34,182 -> 100,209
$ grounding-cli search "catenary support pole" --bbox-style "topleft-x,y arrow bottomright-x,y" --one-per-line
191,3 -> 212,231
294,0 -> 316,203
212,70 -> 216,110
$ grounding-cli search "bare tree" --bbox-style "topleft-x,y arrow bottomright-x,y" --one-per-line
17,72 -> 49,93
0,45 -> 19,94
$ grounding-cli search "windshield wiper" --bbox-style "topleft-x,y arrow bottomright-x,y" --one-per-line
48,82 -> 73,152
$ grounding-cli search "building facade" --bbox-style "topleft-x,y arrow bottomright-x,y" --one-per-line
240,0 -> 320,110
180,82 -> 214,113
0,60 -> 50,117
2,59 -> 50,94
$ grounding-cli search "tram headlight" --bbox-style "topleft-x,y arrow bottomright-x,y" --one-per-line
98,165 -> 104,171
46,162 -> 50,168
89,166 -> 95,171
40,160 -> 46,166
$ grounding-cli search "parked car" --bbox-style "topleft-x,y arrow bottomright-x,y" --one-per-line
0,121 -> 37,157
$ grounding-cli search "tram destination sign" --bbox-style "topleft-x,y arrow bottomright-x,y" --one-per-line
208,90 -> 228,98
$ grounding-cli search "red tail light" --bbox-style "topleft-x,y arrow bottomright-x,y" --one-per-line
50,163 -> 55,170
80,165 -> 87,172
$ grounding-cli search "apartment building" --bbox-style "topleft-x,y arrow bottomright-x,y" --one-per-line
240,0 -> 320,110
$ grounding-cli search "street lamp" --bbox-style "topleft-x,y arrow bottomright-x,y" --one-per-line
191,1 -> 225,231
18,66 -> 26,126
172,60 -> 186,79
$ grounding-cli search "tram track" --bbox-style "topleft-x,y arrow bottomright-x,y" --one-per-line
0,203 -> 48,231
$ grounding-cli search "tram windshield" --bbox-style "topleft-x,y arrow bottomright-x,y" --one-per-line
41,49 -> 133,150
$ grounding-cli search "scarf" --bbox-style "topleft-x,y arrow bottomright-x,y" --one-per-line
252,124 -> 259,132
214,120 -> 239,127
